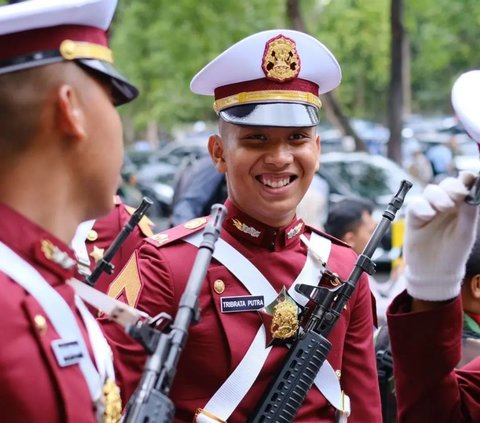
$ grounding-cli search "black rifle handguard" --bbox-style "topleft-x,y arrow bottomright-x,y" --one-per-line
249,180 -> 412,423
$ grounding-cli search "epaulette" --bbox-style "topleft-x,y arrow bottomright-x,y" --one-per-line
308,225 -> 352,249
124,204 -> 155,237
146,217 -> 209,248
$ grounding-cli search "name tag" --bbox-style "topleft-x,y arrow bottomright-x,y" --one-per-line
221,295 -> 265,313
51,339 -> 84,367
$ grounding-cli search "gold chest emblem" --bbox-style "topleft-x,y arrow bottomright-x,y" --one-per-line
262,35 -> 301,82
271,296 -> 299,340
102,378 -> 122,423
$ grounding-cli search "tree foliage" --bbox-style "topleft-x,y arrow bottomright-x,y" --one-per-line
1,0 -> 479,141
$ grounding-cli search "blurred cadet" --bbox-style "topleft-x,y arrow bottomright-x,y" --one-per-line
117,163 -> 144,209
295,172 -> 331,230
425,140 -> 454,182
170,155 -> 226,227
404,141 -> 433,185
459,225 -> 480,367
72,195 -> 155,294
324,197 -> 376,255
387,70 -> 480,422
101,29 -> 381,422
324,197 -> 394,325
0,0 -> 138,422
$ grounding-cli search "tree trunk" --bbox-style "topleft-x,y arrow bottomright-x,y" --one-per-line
387,0 -> 404,164
286,0 -> 368,152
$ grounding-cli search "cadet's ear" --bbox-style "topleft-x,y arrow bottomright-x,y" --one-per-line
470,274 -> 480,299
56,84 -> 87,140
208,134 -> 227,173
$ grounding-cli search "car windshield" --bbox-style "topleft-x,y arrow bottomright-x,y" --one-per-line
320,156 -> 409,201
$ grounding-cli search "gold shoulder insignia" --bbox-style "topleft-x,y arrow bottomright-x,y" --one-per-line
151,233 -> 169,245
107,254 -> 142,307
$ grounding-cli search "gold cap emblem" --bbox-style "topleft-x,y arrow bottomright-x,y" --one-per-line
262,35 -> 301,82
213,279 -> 225,294
184,217 -> 207,229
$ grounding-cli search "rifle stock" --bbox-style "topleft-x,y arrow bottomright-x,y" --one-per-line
249,180 -> 412,423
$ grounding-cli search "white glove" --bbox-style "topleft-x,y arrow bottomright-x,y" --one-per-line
403,172 -> 479,301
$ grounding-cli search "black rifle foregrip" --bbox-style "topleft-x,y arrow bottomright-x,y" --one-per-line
248,331 -> 332,423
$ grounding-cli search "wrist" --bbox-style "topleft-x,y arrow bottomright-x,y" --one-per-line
404,266 -> 463,302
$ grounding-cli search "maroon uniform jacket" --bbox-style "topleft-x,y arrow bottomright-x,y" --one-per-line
78,196 -> 155,293
387,291 -> 480,422
101,200 -> 381,422
0,203 -> 99,422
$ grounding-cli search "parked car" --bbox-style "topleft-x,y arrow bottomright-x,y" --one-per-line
318,152 -> 426,270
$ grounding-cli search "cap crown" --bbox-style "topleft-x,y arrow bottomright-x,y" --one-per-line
451,70 -> 480,143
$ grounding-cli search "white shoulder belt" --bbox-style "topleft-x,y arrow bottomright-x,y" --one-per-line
0,241 -> 114,421
185,232 -> 350,422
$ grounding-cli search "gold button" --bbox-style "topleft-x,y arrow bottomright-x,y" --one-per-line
184,217 -> 207,229
87,230 -> 98,242
335,369 -> 342,379
34,315 -> 47,334
213,279 -> 225,294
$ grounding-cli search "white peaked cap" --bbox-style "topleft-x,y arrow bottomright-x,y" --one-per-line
451,70 -> 480,143
190,29 -> 341,127
0,0 -> 138,105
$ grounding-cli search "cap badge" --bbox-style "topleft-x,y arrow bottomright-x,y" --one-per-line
40,239 -> 76,270
287,222 -> 303,240
262,35 -> 301,83
231,218 -> 260,238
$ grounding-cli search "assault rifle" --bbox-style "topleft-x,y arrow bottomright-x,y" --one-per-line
122,203 -> 227,423
85,197 -> 153,287
249,180 -> 412,423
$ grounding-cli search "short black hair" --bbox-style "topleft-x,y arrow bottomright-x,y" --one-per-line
465,221 -> 480,279
324,197 -> 374,239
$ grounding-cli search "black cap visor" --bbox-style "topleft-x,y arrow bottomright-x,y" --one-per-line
79,59 -> 139,106
219,103 -> 319,127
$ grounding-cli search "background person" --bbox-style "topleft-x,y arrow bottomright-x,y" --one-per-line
100,29 -> 381,422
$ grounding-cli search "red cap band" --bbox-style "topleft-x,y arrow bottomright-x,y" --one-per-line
0,25 -> 107,61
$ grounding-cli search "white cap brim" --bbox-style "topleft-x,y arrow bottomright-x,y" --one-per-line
219,103 -> 319,127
